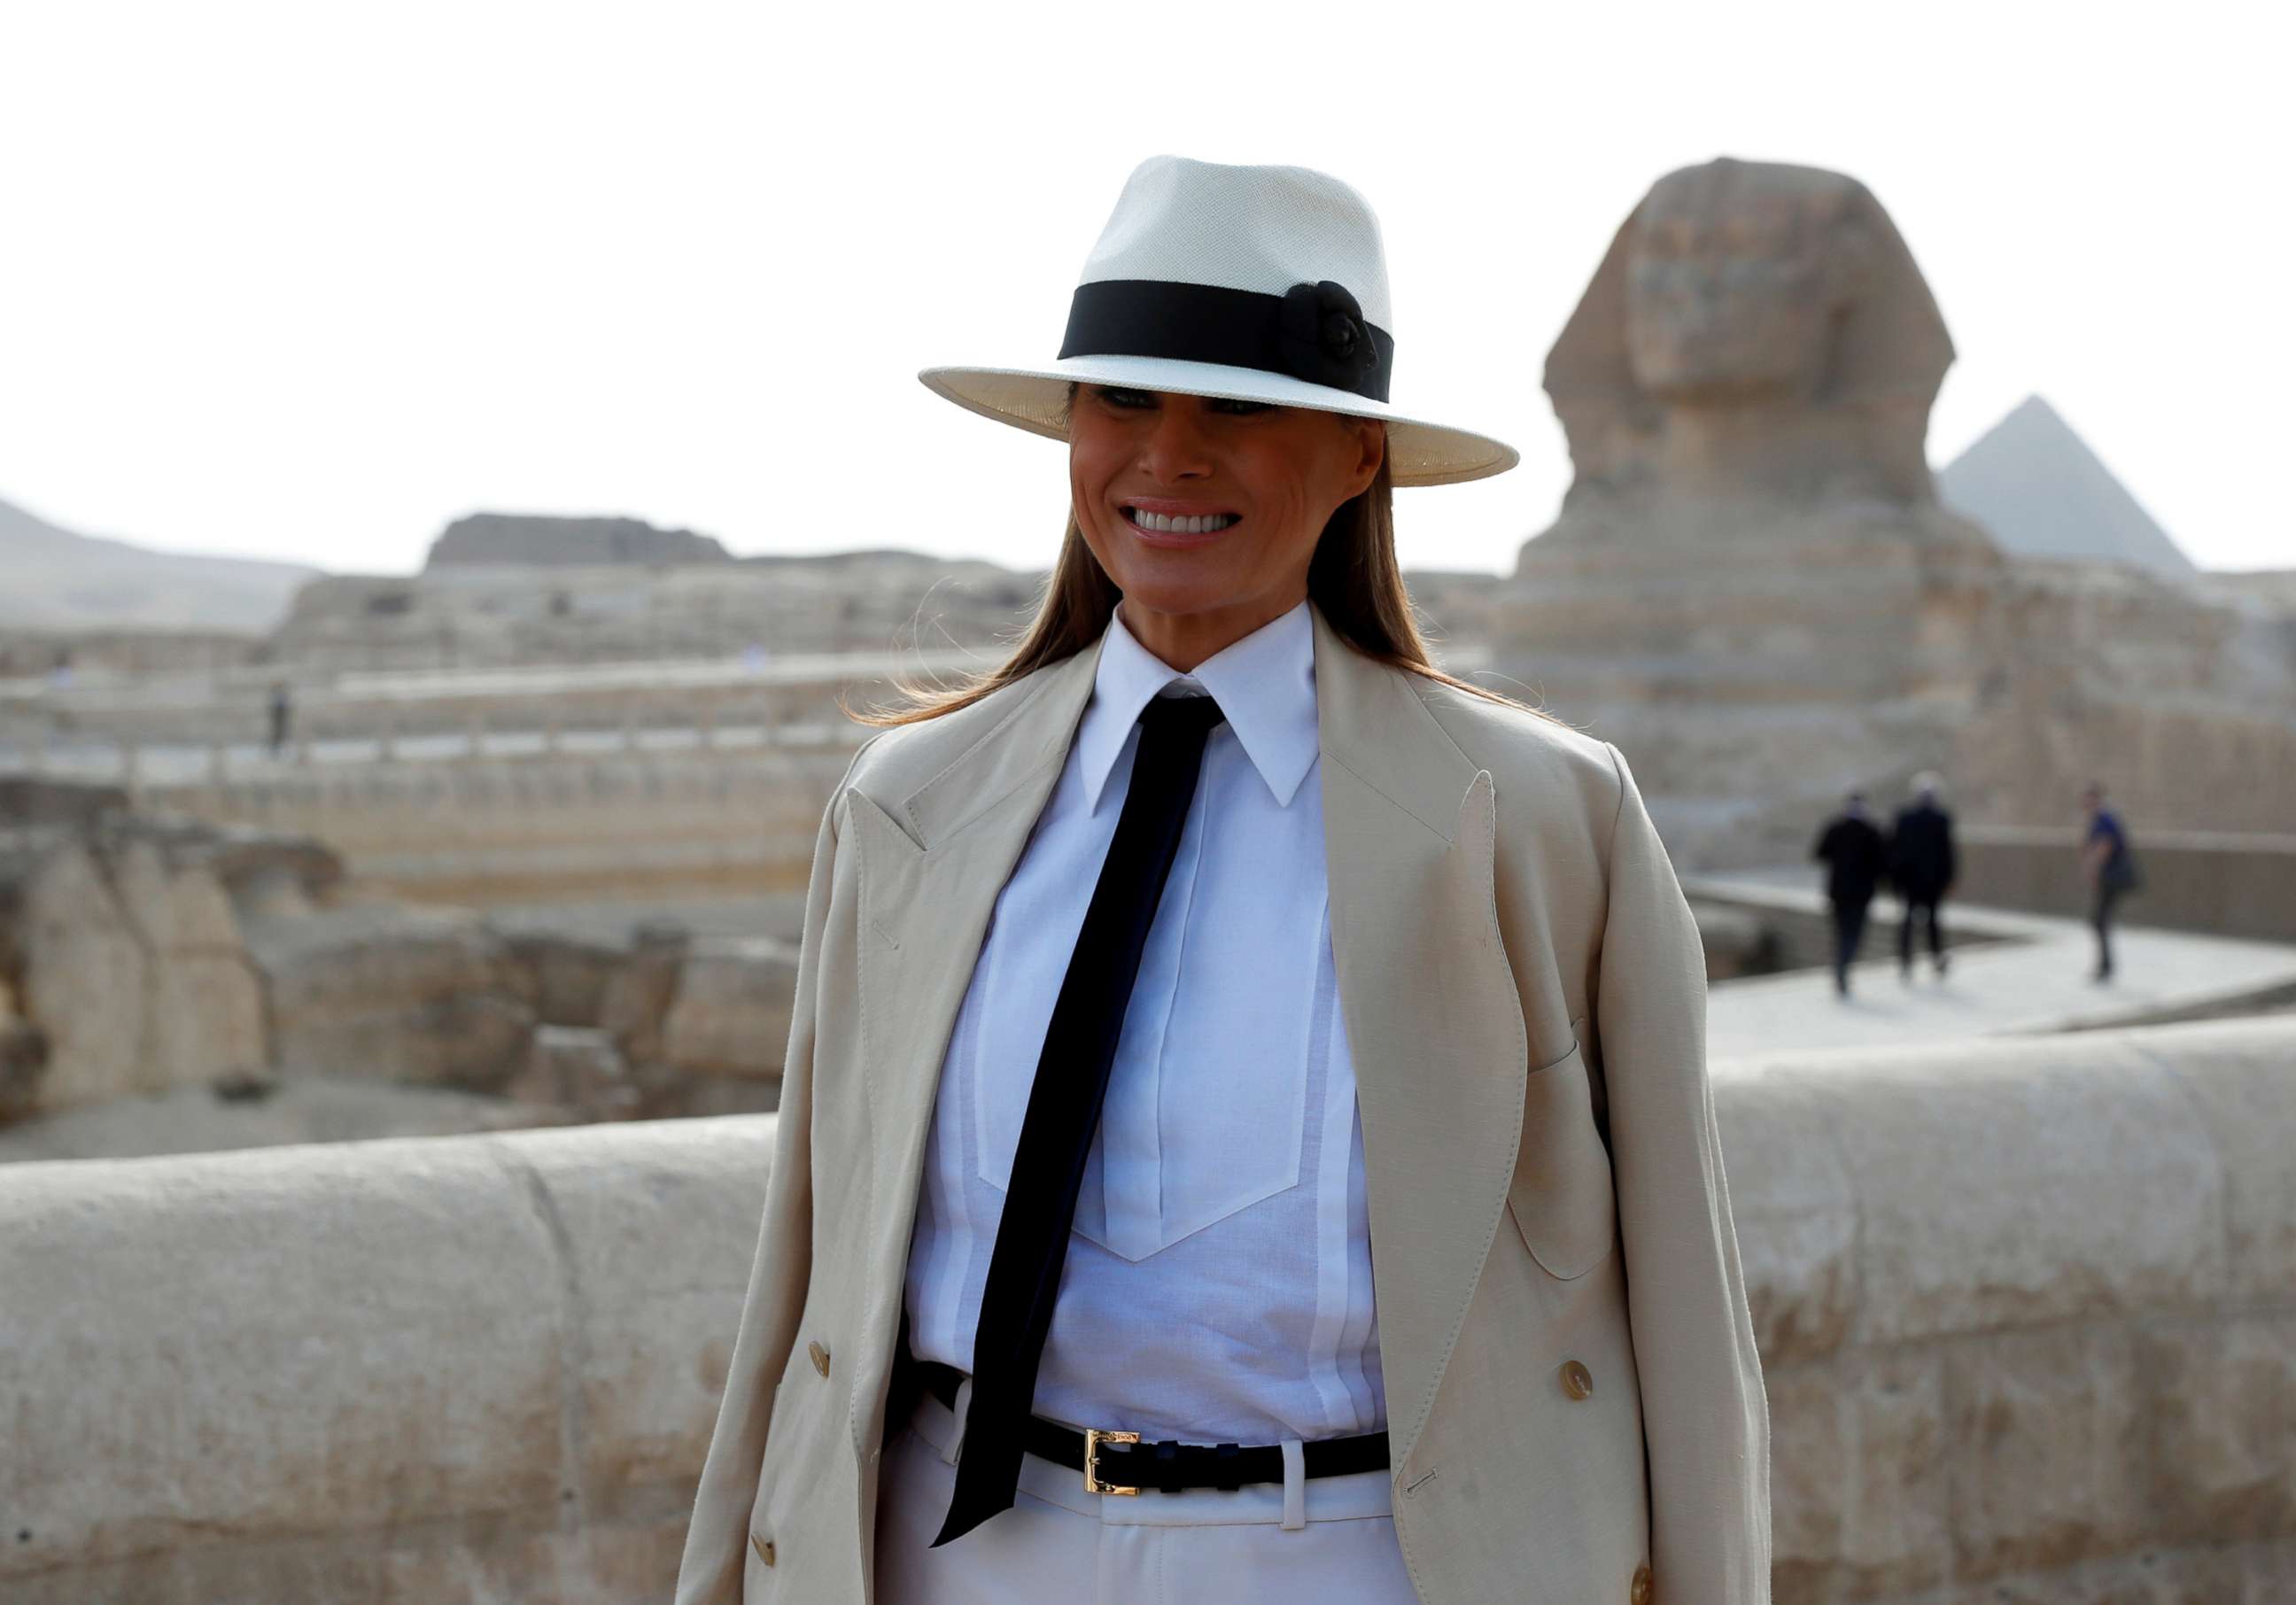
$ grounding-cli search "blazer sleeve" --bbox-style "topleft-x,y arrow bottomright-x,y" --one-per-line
1596,741 -> 1772,1604
674,737 -> 871,1605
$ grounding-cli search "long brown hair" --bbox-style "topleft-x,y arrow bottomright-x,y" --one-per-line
847,400 -> 1548,728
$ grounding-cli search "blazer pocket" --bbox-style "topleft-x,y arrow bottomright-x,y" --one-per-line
1506,1018 -> 1618,1282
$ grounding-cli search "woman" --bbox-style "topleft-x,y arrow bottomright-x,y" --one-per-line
677,156 -> 1769,1605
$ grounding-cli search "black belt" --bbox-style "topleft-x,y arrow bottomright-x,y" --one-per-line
909,1358 -> 1390,1496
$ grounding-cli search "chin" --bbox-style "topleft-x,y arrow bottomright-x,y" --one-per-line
1118,576 -> 1228,613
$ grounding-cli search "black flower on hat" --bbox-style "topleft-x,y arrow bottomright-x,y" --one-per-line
1277,280 -> 1382,396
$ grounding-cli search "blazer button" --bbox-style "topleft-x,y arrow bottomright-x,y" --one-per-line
1630,1562 -> 1652,1605
751,1531 -> 776,1568
808,1340 -> 832,1377
1560,1360 -> 1594,1400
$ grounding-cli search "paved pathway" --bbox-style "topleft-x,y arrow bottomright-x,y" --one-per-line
1691,866 -> 2296,1063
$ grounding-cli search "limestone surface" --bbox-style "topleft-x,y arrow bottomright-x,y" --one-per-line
659,936 -> 798,1083
508,1024 -> 640,1120
6,815 -> 280,1114
2,1020 -> 2290,1603
1506,158 -> 2004,863
244,901 -> 539,1089
1502,157 -> 2296,860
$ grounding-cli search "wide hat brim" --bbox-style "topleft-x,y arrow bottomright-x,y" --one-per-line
919,354 -> 1519,488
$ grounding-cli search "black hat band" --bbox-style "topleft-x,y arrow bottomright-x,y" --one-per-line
1058,278 -> 1394,404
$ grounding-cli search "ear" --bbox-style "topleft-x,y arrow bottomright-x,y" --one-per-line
1341,417 -> 1386,499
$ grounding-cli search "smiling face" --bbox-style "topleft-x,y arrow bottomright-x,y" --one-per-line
1068,384 -> 1385,666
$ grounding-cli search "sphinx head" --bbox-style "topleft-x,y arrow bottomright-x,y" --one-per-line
1624,161 -> 1879,401
1547,158 -> 1956,502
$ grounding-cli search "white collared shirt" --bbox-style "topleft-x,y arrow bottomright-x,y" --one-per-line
902,596 -> 1385,1446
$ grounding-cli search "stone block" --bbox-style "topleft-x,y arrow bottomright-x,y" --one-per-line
660,936 -> 798,1081
0,1137 -> 566,1579
598,920 -> 688,1066
19,841 -> 148,1109
204,822 -> 344,906
2145,1021 -> 2296,1306
490,1118 -> 774,1499
0,1522 -> 678,1605
105,837 -> 269,1093
1714,1075 -> 1857,1365
508,1024 -> 640,1120
1768,1349 -> 1948,1603
2135,1314 -> 2296,1546
1803,1036 -> 2224,1345
502,928 -> 626,1029
112,835 -> 242,953
147,950 -> 268,1087
1944,1539 -> 2296,1605
1946,1324 -> 2152,1580
283,991 -> 538,1091
651,1076 -> 782,1119
0,1011 -> 47,1121
249,903 -> 538,1089
0,776 -> 126,829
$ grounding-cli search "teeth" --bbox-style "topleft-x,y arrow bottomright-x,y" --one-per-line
1129,510 -> 1237,534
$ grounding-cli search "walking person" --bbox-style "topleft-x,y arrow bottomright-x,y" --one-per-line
1890,771 -> 1956,981
2082,782 -> 2139,981
267,680 -> 294,758
1813,791 -> 1889,998
675,157 -> 1768,1605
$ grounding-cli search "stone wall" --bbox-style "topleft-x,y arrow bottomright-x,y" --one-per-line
1955,825 -> 2296,944
1721,1019 -> 2294,1601
170,746 -> 856,906
2,1019 -> 2289,1602
1,781 -> 810,1144
0,790 -> 337,1120
265,554 -> 1036,674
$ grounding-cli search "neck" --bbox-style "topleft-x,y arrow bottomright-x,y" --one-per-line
1118,589 -> 1304,672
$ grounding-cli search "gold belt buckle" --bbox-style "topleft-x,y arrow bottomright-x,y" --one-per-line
1082,1428 -> 1141,1496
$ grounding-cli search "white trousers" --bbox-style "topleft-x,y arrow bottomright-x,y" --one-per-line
873,1390 -> 1421,1605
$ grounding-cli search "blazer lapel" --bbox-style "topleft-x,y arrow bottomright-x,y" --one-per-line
1310,602 -> 1527,1470
844,634 -> 1106,1360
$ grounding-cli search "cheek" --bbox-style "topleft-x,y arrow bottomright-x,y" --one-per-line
1067,446 -> 1106,511
1067,410 -> 1132,474
1235,454 -> 1328,531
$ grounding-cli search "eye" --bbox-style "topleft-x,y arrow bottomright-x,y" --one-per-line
1094,385 -> 1158,410
1209,396 -> 1276,416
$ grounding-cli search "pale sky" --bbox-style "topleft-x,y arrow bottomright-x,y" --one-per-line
3,1 -> 2289,578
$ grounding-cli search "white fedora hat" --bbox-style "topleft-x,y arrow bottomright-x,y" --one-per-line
920,155 -> 1520,488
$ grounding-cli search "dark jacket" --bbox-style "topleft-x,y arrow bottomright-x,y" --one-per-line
1889,801 -> 1957,899
1813,813 -> 1889,907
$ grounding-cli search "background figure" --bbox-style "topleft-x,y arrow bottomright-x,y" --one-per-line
267,681 -> 294,757
1890,771 -> 1957,980
1813,790 -> 1889,998
2082,782 -> 2139,981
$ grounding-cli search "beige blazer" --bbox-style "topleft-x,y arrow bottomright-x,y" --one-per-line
676,600 -> 1770,1605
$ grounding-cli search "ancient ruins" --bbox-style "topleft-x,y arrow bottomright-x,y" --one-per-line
1503,158 -> 2296,863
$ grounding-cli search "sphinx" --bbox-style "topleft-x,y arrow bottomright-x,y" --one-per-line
1499,159 -> 2006,859
1494,158 -> 2294,863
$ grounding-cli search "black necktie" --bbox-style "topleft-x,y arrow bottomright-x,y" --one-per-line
934,689 -> 1228,1546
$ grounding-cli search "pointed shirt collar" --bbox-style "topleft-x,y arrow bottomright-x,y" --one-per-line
1076,598 -> 1320,813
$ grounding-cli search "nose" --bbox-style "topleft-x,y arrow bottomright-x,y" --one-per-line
1136,399 -> 1214,484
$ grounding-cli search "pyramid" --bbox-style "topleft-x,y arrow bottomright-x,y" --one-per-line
1937,395 -> 2196,578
